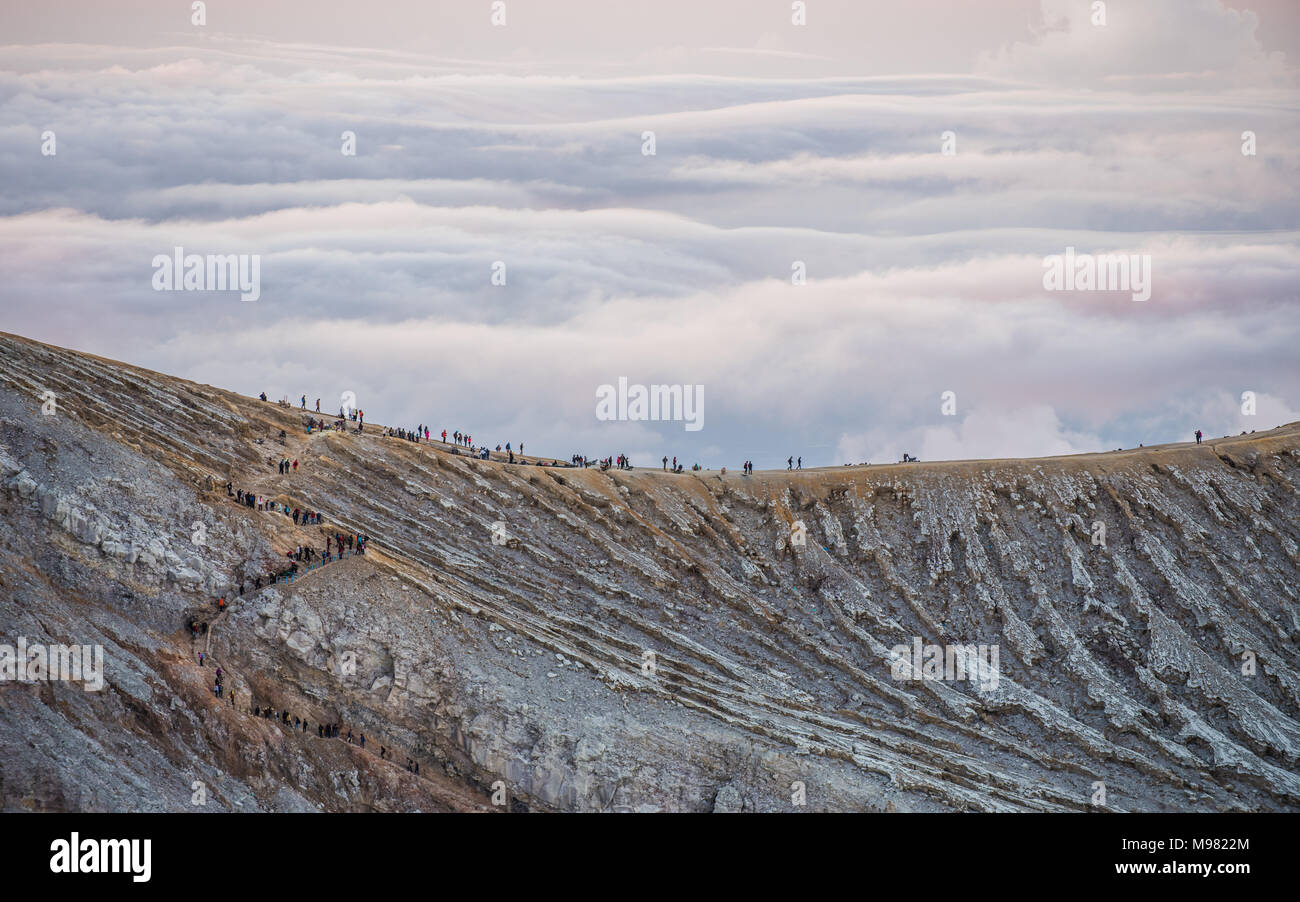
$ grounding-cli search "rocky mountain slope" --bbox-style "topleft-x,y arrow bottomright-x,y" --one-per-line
1,331 -> 1297,812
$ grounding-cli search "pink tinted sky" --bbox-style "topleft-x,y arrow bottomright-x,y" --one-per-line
0,1 -> 1296,465
3,0 -> 1298,73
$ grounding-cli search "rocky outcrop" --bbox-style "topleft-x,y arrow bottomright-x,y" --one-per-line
1,331 -> 1297,812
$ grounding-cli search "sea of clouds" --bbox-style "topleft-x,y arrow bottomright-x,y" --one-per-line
1,0 -> 1296,466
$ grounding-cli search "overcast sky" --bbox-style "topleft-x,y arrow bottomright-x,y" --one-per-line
1,0 -> 1297,466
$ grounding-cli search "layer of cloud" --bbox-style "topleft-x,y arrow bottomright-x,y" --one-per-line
0,5 -> 1296,466
979,0 -> 1292,89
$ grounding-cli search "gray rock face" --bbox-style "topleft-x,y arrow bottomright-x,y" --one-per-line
0,331 -> 1298,812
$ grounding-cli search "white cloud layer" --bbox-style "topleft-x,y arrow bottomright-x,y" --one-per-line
0,2 -> 1296,466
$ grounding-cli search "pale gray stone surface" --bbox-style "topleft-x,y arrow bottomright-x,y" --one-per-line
0,332 -> 1297,812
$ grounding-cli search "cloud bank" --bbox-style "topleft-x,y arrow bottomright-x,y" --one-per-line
0,1 -> 1296,467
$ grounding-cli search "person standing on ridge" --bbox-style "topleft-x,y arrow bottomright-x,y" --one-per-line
301,395 -> 306,409
787,456 -> 793,470
315,399 -> 320,412
1195,429 -> 1203,444
662,456 -> 668,470
797,457 -> 802,469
